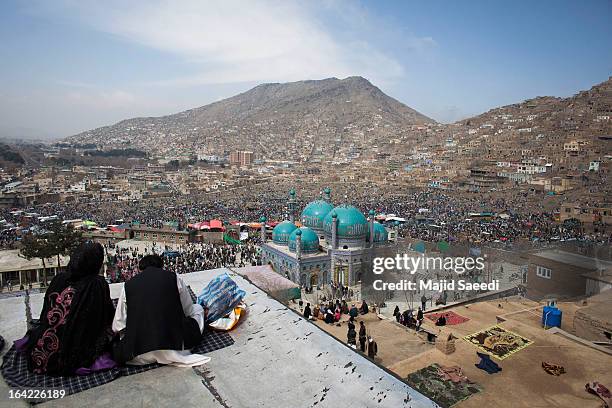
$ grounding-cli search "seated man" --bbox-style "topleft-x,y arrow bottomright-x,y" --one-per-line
23,242 -> 115,376
341,300 -> 349,314
324,307 -> 335,324
112,255 -> 209,367
359,300 -> 369,315
349,304 -> 359,319
435,314 -> 447,326
312,304 -> 320,320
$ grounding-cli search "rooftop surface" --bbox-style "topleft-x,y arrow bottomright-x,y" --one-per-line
263,241 -> 329,259
0,268 -> 436,408
573,289 -> 612,326
388,298 -> 611,408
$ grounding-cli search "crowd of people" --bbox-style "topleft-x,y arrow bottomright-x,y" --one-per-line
105,241 -> 261,283
1,186 -> 610,253
301,294 -> 379,360
0,227 -> 18,249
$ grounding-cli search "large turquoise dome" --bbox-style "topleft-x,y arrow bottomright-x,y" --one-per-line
272,221 -> 297,245
323,205 -> 368,240
367,222 -> 389,243
301,200 -> 334,232
288,227 -> 320,254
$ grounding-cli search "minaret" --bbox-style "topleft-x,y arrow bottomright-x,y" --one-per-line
259,216 -> 267,242
295,229 -> 302,260
330,212 -> 337,284
288,189 -> 296,223
368,209 -> 375,248
331,211 -> 338,250
323,187 -> 331,201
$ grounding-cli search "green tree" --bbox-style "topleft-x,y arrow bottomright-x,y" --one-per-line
20,220 -> 83,286
46,220 -> 83,274
20,232 -> 53,286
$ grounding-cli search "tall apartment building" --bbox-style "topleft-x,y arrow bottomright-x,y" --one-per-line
230,150 -> 254,166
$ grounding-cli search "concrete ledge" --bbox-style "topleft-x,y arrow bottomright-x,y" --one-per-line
0,269 -> 437,408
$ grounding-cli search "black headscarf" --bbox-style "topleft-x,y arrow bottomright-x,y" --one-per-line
66,241 -> 105,281
25,242 -> 115,375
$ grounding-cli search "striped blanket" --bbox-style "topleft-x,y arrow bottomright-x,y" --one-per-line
197,273 -> 246,323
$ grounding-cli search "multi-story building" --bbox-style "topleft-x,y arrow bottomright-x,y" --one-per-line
560,203 -> 612,224
229,151 -> 254,166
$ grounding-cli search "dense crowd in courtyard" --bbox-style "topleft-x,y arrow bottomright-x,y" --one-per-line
105,240 -> 261,283
1,186 -> 610,253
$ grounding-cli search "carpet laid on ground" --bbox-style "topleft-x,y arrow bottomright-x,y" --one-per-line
405,363 -> 482,408
0,286 -> 234,403
425,311 -> 470,325
463,325 -> 532,360
585,381 -> 611,408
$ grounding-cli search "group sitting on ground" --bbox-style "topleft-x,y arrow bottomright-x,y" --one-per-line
15,242 -> 210,376
394,305 -> 425,331
301,298 -> 378,359
303,299 -> 375,325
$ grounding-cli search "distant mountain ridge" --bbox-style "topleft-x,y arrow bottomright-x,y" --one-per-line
65,76 -> 434,157
65,75 -> 611,162
451,77 -> 612,164
458,77 -> 612,129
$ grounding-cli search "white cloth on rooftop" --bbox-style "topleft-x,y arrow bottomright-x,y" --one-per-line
112,274 -> 209,367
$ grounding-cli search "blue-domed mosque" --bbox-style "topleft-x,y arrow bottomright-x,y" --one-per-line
260,188 -> 393,288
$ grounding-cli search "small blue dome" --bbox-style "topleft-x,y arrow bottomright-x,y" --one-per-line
272,221 -> 297,245
288,227 -> 320,254
301,200 -> 334,231
367,222 -> 388,243
323,205 -> 368,240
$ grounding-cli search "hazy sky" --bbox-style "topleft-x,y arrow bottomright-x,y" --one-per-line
1,0 -> 611,139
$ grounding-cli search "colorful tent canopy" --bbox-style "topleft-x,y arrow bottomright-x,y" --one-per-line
223,234 -> 241,245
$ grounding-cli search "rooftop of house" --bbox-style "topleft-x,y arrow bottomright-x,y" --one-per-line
530,250 -> 612,271
0,267 -> 435,408
0,250 -> 69,273
582,268 -> 612,284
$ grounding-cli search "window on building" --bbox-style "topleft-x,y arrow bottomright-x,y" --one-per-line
536,266 -> 552,279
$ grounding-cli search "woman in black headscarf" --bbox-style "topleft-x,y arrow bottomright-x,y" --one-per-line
24,242 -> 115,375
